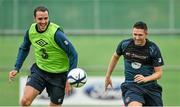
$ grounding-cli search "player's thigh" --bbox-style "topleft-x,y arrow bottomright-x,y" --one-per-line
121,83 -> 145,105
46,74 -> 67,104
145,91 -> 163,106
21,72 -> 45,104
26,71 -> 46,93
123,90 -> 144,106
22,85 -> 39,102
47,86 -> 65,105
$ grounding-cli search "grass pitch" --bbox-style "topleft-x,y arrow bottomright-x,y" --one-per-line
0,35 -> 180,105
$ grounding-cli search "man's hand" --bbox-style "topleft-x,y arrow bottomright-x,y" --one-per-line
134,74 -> 147,83
65,81 -> 73,96
105,76 -> 113,91
8,70 -> 18,82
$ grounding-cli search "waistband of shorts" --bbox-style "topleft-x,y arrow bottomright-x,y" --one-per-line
124,80 -> 157,86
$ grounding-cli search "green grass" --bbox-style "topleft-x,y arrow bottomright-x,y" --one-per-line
0,35 -> 180,106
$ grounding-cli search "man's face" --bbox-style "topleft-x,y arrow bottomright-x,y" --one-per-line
132,28 -> 147,46
34,11 -> 49,32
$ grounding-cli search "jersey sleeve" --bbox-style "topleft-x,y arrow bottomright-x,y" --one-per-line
116,41 -> 123,56
150,44 -> 164,67
116,39 -> 131,56
54,29 -> 78,71
14,30 -> 31,71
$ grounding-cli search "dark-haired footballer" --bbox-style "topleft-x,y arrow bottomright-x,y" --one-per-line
9,6 -> 78,107
105,21 -> 164,106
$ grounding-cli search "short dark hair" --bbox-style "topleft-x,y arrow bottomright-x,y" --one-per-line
34,6 -> 49,17
133,21 -> 148,31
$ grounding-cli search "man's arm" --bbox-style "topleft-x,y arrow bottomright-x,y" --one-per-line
14,31 -> 31,71
105,52 -> 120,91
147,66 -> 163,80
134,66 -> 163,83
9,30 -> 31,81
134,44 -> 164,83
54,30 -> 78,71
134,43 -> 164,83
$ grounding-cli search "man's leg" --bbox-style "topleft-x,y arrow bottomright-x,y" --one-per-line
128,101 -> 143,107
20,85 -> 39,106
49,102 -> 61,107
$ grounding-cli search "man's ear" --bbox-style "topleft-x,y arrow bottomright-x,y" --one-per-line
33,15 -> 36,22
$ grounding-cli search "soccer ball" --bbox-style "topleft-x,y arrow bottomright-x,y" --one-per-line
67,68 -> 87,88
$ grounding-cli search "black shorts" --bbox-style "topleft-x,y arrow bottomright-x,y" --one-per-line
121,82 -> 163,106
26,63 -> 67,104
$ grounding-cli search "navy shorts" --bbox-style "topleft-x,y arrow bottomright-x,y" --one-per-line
26,63 -> 67,104
121,82 -> 163,106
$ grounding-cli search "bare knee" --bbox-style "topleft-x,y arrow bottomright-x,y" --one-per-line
49,102 -> 61,107
20,97 -> 32,106
128,101 -> 142,107
20,85 -> 39,106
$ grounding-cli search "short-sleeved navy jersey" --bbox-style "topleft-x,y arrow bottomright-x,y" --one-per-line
116,38 -> 164,82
